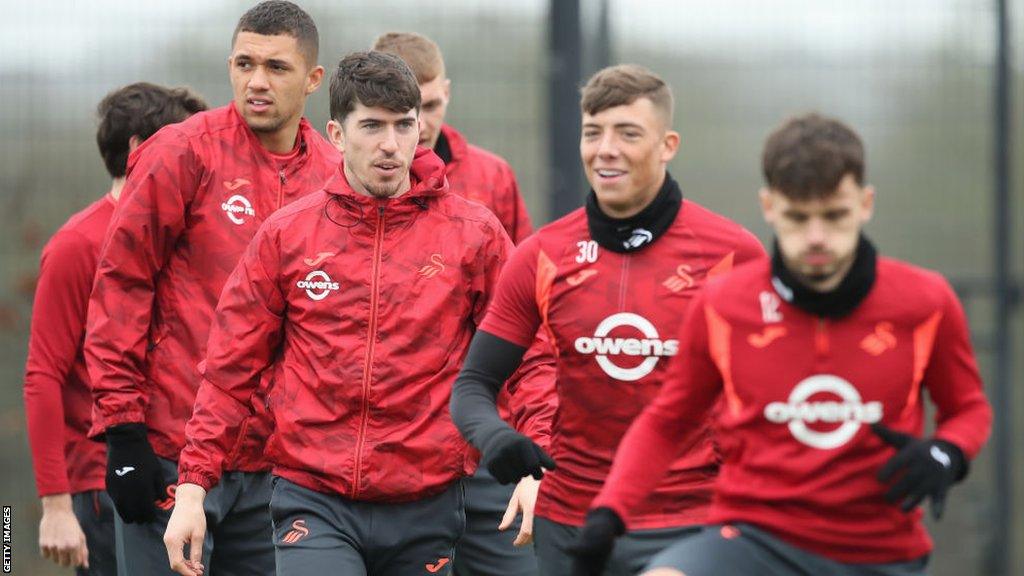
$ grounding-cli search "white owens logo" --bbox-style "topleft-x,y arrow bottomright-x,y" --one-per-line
764,375 -> 882,450
574,313 -> 678,381
297,270 -> 340,301
114,466 -> 135,477
759,290 -> 783,323
221,194 -> 255,225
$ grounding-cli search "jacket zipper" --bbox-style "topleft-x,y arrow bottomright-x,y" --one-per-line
277,169 -> 286,208
352,205 -> 386,499
815,317 -> 829,356
617,254 -> 631,309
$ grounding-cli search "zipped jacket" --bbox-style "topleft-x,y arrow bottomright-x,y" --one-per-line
179,148 -> 513,501
86,103 -> 340,471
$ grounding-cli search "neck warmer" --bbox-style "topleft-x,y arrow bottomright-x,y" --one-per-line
770,234 -> 877,318
585,172 -> 682,253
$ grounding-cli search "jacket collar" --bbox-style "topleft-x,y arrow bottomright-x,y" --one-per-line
770,234 -> 878,319
585,172 -> 683,253
437,124 -> 469,169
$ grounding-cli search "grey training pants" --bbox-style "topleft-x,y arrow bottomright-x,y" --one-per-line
647,523 -> 929,576
269,476 -> 466,576
534,515 -> 698,576
454,467 -> 538,576
72,490 -> 117,576
114,457 -> 274,576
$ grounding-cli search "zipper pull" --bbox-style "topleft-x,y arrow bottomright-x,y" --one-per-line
279,170 -> 286,185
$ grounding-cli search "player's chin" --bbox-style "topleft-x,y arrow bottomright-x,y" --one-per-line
245,115 -> 283,134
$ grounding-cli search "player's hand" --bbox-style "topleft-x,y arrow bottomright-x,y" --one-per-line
483,429 -> 556,484
38,494 -> 89,569
163,483 -> 207,576
567,507 -> 625,576
499,476 -> 540,546
105,423 -> 164,523
872,424 -> 966,519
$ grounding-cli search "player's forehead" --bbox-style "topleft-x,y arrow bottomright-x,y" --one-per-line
347,101 -> 418,123
581,97 -> 661,131
776,178 -> 861,214
231,31 -> 303,63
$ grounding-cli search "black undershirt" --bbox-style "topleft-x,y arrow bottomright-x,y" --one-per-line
434,130 -> 453,165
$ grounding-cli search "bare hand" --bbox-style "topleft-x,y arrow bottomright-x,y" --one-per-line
39,494 -> 88,568
162,484 -> 207,576
499,476 -> 540,546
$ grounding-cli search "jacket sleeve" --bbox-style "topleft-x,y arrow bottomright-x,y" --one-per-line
470,218 -> 515,327
177,222 -> 286,490
23,229 -> 95,496
504,330 -> 557,451
85,129 -> 198,433
452,222 -> 542,452
591,291 -> 724,526
926,280 -> 992,459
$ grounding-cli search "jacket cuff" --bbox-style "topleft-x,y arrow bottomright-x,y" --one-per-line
89,410 -> 146,440
177,470 -> 218,492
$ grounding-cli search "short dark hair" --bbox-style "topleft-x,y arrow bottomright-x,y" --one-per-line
372,32 -> 445,84
580,64 -> 673,127
233,1 -> 319,65
328,51 -> 421,123
762,113 -> 866,200
96,82 -> 207,178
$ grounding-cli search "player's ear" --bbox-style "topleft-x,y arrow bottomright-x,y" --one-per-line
860,185 -> 876,223
661,130 -> 680,163
758,187 -> 775,223
306,65 -> 325,95
327,119 -> 345,153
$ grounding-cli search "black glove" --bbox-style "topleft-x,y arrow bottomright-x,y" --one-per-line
567,507 -> 626,576
481,429 -> 556,484
105,423 -> 164,523
872,423 -> 966,520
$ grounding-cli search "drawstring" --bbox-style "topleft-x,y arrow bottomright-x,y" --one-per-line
324,195 -> 428,228
324,195 -> 363,228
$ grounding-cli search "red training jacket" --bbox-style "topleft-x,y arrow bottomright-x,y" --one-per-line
179,148 -> 513,502
440,124 -> 532,243
594,257 -> 992,563
480,198 -> 765,528
86,103 -> 340,472
24,195 -> 114,496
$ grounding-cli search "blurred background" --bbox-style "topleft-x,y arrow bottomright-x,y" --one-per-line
1,0 -> 1021,574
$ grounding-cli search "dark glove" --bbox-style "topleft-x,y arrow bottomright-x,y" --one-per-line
481,429 -> 556,484
105,423 -> 164,523
872,423 -> 966,520
567,507 -> 626,576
